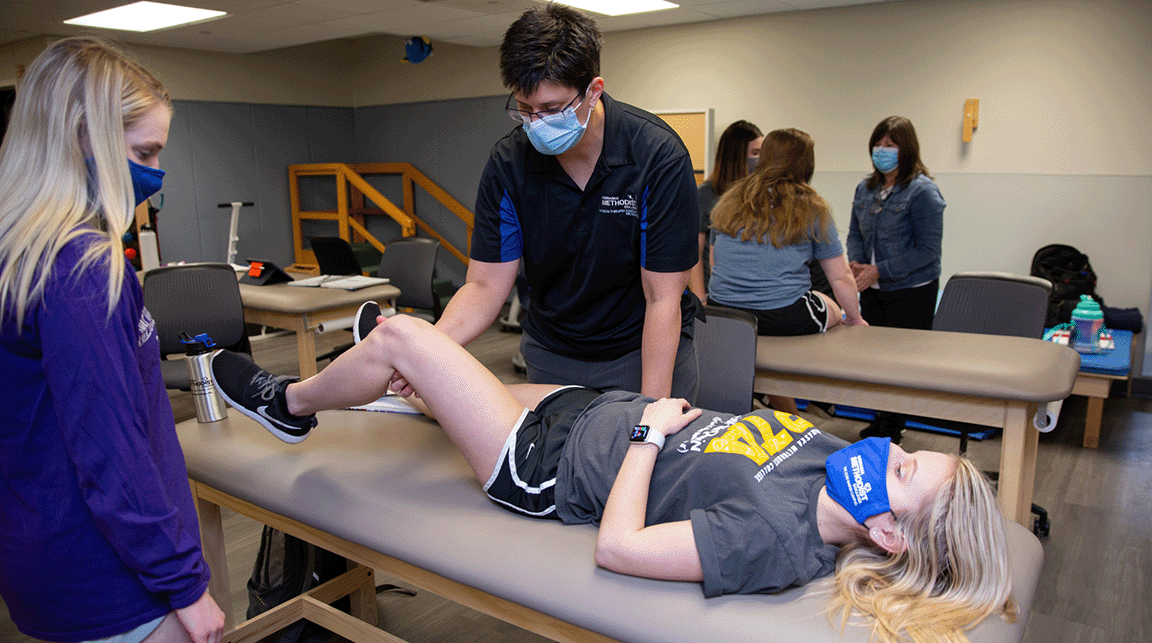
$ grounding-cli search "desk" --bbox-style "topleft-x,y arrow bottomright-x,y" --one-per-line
754,325 -> 1080,527
239,281 -> 399,378
1069,329 -> 1133,448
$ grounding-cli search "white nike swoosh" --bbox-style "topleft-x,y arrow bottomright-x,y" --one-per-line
526,443 -> 535,457
256,405 -> 286,428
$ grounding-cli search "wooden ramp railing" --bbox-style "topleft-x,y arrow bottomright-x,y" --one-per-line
287,162 -> 473,272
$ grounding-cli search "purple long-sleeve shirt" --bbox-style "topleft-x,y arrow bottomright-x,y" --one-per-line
0,231 -> 210,642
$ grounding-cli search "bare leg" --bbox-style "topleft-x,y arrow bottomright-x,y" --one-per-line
405,383 -> 567,421
285,315 -> 531,482
507,383 -> 573,411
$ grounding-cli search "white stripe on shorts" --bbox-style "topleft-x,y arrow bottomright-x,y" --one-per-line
804,291 -> 830,332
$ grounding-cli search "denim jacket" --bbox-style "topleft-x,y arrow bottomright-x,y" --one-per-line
847,173 -> 945,290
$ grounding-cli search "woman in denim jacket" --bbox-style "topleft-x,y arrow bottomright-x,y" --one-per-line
847,116 -> 945,330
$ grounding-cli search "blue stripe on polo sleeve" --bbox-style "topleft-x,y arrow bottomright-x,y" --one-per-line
639,185 -> 650,268
499,189 -> 523,262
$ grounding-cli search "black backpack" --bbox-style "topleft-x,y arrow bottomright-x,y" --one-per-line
1030,244 -> 1103,327
246,526 -> 351,643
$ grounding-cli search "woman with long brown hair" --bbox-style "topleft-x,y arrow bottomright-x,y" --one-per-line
709,128 -> 866,336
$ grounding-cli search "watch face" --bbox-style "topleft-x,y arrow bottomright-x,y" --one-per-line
630,425 -> 649,442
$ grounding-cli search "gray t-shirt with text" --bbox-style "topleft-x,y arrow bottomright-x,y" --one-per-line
555,390 -> 842,597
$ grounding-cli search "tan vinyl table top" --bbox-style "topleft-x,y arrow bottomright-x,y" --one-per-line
757,325 -> 1080,403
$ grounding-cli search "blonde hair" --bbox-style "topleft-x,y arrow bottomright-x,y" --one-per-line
0,36 -> 170,327
828,456 -> 1017,643
711,128 -> 831,249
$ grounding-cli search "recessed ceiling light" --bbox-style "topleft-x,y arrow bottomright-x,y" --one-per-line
553,1 -> 678,17
64,2 -> 226,32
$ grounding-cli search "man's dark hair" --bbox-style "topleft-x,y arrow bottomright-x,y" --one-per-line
499,3 -> 602,95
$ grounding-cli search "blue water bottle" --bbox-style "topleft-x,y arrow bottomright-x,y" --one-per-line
1069,295 -> 1103,354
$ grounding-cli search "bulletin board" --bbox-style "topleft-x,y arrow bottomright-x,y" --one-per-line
654,109 -> 713,185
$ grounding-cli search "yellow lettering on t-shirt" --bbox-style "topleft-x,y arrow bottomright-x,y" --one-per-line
704,421 -> 770,465
745,415 -> 794,456
774,410 -> 814,434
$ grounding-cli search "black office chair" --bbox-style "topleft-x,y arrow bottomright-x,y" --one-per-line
143,263 -> 251,390
378,237 -> 442,322
309,236 -> 365,276
694,305 -> 759,415
309,236 -> 382,364
930,270 -> 1053,535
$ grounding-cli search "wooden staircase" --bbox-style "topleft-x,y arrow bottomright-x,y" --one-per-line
287,162 -> 473,276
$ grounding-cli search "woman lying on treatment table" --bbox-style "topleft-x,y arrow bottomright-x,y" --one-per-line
209,310 -> 1016,643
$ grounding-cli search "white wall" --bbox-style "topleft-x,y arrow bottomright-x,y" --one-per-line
0,35 -> 355,106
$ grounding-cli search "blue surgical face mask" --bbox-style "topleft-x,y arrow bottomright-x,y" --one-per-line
825,437 -> 892,524
129,158 -> 165,206
747,155 -> 759,175
522,90 -> 591,156
871,146 -> 899,173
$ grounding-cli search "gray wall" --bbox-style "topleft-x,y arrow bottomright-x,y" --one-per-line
157,95 -> 513,289
353,95 -> 514,287
159,100 -> 355,267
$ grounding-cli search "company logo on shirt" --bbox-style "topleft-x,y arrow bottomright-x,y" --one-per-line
138,308 -> 156,347
680,410 -> 819,482
600,194 -> 638,218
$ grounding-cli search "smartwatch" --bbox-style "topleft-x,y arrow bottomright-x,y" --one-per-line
629,425 -> 665,450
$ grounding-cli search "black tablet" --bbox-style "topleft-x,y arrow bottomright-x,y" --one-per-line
239,258 -> 293,285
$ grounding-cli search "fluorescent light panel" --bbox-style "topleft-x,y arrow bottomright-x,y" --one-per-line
64,2 -> 226,32
554,1 -> 678,17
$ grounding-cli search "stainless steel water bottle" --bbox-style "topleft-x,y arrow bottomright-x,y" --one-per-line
180,332 -> 228,423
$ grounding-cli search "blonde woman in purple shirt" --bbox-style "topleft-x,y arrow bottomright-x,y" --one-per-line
0,37 -> 223,643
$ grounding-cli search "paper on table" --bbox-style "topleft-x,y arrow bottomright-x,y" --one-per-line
348,392 -> 422,415
319,275 -> 390,290
287,275 -> 332,287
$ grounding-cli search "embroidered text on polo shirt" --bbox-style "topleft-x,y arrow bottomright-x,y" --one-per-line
600,194 -> 638,218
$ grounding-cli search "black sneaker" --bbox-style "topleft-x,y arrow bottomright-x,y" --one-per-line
353,300 -> 382,345
209,350 -> 316,444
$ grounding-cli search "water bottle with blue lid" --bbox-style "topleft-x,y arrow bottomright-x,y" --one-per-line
181,332 -> 228,422
1069,295 -> 1104,353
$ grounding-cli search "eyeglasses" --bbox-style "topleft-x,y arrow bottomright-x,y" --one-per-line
505,86 -> 587,124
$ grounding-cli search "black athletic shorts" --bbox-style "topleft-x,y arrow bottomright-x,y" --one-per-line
736,291 -> 831,336
483,386 -> 602,519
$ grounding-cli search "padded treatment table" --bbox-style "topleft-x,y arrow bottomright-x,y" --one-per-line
755,325 -> 1081,527
1068,329 -> 1133,448
177,409 -> 1044,643
238,280 -> 399,378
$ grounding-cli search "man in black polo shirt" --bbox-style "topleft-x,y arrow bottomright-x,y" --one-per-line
433,4 -> 700,401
